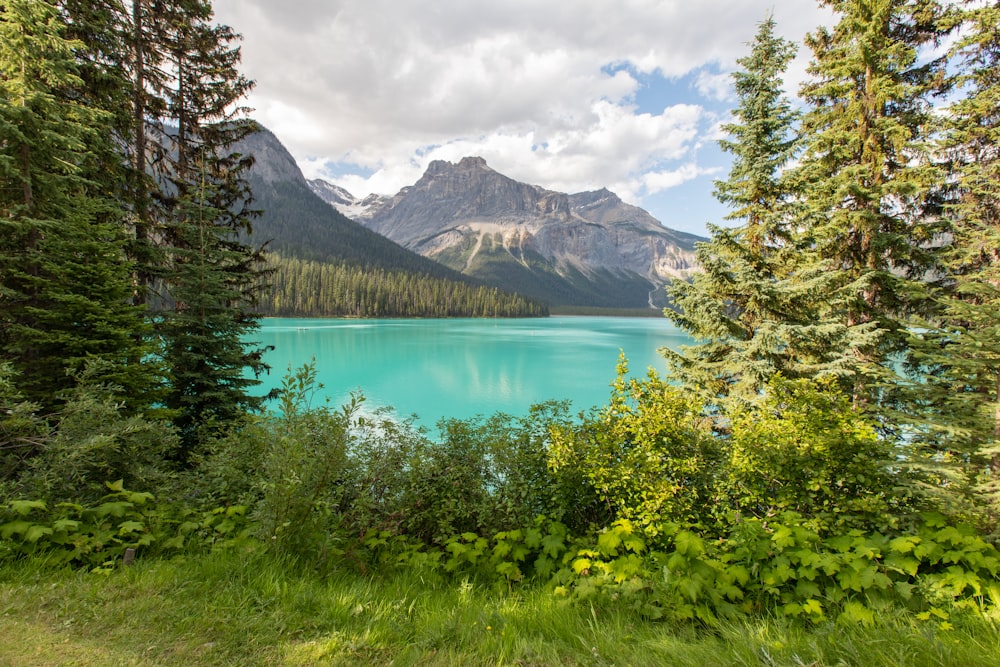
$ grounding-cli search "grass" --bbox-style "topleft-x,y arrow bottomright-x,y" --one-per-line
1,549 -> 999,666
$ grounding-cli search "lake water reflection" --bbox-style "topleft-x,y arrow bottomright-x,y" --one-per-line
253,316 -> 693,426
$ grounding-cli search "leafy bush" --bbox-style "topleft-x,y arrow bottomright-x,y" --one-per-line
0,480 -> 252,570
184,362 -> 358,563
337,400 -> 596,548
723,376 -> 913,533
548,356 -> 721,537
10,377 -> 176,505
550,511 -> 1000,627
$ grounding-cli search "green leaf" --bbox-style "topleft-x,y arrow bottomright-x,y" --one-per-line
802,598 -> 824,619
675,531 -> 704,558
161,535 -> 185,550
597,530 -> 622,556
885,553 -> 920,577
839,601 -> 875,627
894,580 -> 916,599
523,528 -> 543,549
93,501 -> 132,519
9,500 -> 46,515
772,524 -> 796,549
52,518 -> 80,533
117,521 -> 145,535
0,520 -> 32,539
25,524 -> 53,543
541,534 -> 565,558
889,535 -> 919,554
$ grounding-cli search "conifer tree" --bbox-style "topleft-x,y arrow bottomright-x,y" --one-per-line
907,1 -> 1000,521
790,0 -> 949,422
665,16 -> 807,403
151,0 -> 272,457
0,0 -> 150,410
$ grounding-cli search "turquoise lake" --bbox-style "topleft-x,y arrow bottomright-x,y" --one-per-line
252,316 -> 693,426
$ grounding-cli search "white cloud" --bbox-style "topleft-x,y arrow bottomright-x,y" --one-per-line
212,0 -> 834,233
695,70 -> 734,103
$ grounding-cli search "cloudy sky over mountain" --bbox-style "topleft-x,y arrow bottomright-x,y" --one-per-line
213,0 -> 834,236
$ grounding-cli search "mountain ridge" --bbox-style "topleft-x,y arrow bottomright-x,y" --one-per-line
309,157 -> 703,307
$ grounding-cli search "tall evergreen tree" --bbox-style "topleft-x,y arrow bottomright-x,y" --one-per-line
907,1 -> 1000,522
790,0 -> 949,422
0,0 -> 150,411
151,0 -> 272,457
664,16 -> 808,403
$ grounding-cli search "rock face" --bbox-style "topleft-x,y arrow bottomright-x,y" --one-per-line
310,157 -> 703,307
238,127 -> 304,184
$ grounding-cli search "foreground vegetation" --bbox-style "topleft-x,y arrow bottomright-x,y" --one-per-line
3,361 -> 1000,663
3,550 -> 998,667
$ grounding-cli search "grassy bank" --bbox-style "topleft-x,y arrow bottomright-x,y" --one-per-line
2,550 -> 998,667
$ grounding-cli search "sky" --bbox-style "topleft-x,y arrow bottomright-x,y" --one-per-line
212,0 -> 834,237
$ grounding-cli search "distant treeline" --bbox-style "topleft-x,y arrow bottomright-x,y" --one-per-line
259,254 -> 549,318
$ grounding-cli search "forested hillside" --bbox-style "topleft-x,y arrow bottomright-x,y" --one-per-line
262,254 -> 548,317
237,129 -> 470,280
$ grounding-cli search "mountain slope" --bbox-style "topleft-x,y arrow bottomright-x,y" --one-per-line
235,128 -> 476,283
311,157 -> 703,308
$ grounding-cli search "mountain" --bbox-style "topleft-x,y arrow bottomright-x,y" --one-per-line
235,127 -> 476,283
308,178 -> 389,221
309,157 -> 703,308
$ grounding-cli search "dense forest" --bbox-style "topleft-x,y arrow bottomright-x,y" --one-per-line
261,254 -> 549,318
2,0 -> 1000,662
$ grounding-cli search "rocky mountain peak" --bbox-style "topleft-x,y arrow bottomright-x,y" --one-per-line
418,156 -> 495,183
303,150 -> 704,307
394,157 -> 563,221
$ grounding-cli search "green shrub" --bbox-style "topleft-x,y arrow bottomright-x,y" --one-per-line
185,362 -> 358,564
548,356 -> 721,537
343,401 -> 595,547
0,480 -> 253,570
0,362 -> 47,488
550,511 -> 1000,627
11,378 -> 176,506
723,376 -> 912,533
256,363 -> 357,560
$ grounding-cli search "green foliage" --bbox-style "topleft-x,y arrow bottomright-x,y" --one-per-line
785,0 -> 949,416
10,370 -> 177,506
335,399 -> 594,547
551,511 -> 1000,628
549,356 -> 721,536
725,376 -> 909,533
261,253 -> 548,318
195,362 -> 356,562
0,0 -> 155,412
904,0 -> 1000,534
441,516 -> 573,585
0,480 -> 252,570
0,362 -> 46,485
0,480 -> 159,569
665,15 -> 811,403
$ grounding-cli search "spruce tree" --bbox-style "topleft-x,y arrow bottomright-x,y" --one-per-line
664,16 -> 807,403
908,1 -> 1000,522
791,0 -> 950,423
151,0 -> 272,457
0,0 -> 150,411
